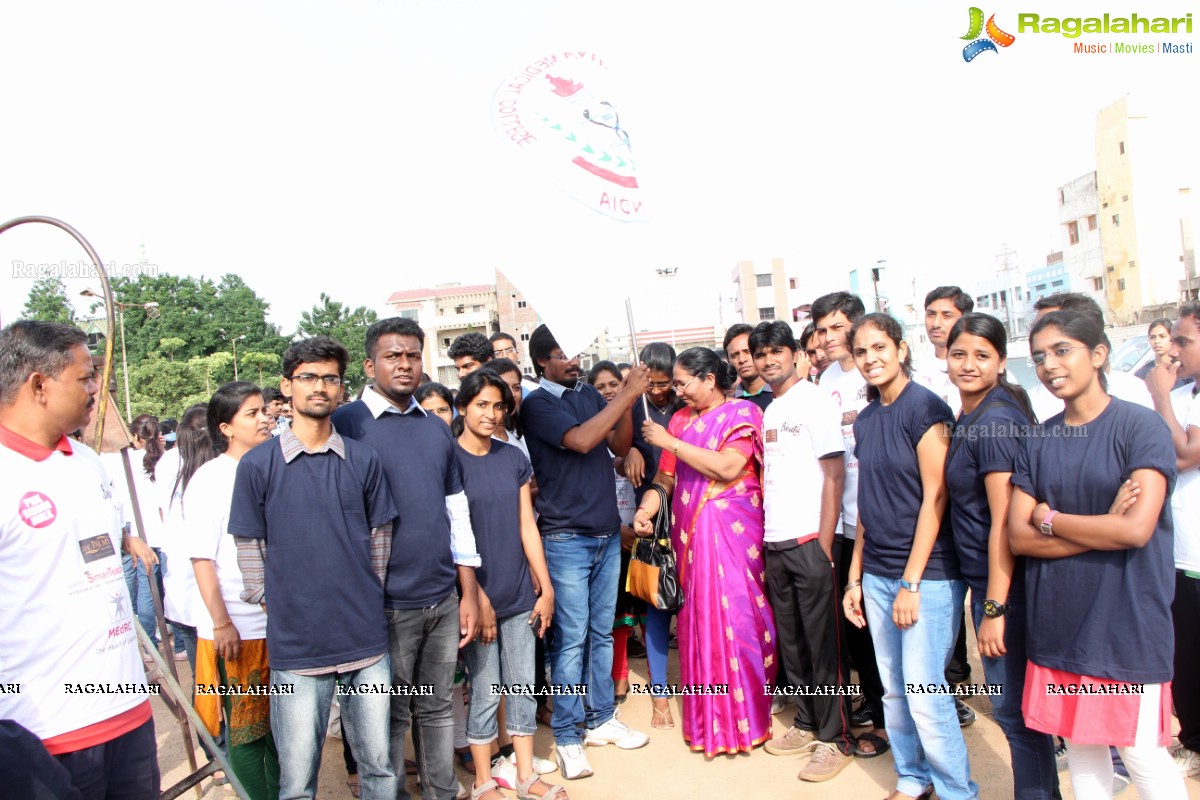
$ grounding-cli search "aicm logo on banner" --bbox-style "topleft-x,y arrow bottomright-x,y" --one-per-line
492,51 -> 645,223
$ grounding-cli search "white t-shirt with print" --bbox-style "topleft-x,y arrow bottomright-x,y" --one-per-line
0,438 -> 146,740
820,360 -> 869,533
762,381 -> 846,543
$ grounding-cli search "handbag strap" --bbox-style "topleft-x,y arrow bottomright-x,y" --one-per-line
648,483 -> 671,543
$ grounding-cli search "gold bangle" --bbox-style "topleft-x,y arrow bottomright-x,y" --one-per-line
672,440 -> 680,457
213,619 -> 233,631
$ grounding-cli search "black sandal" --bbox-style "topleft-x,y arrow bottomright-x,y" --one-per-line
854,731 -> 891,759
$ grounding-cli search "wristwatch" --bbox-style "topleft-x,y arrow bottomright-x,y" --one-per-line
1039,509 -> 1057,537
899,578 -> 920,593
983,599 -> 1010,618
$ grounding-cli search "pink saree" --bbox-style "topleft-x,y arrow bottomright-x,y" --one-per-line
662,399 -> 777,756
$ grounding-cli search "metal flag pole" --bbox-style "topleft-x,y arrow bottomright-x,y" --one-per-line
625,297 -> 650,418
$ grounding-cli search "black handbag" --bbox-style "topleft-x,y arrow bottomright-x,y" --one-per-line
626,484 -> 683,611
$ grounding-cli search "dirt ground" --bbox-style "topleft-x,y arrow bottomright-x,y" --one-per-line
154,634 -> 1200,800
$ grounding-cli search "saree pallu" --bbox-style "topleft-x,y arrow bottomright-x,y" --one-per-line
194,637 -> 271,746
668,400 -> 777,756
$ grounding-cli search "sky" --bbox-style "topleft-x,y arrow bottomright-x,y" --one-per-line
2,0 -> 1196,350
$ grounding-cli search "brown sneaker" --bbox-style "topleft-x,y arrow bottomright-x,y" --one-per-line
797,742 -> 852,782
764,726 -> 815,756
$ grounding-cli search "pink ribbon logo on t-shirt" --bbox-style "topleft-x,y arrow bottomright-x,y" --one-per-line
18,491 -> 57,528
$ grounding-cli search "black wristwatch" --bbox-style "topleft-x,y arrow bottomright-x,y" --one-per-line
983,599 -> 1010,618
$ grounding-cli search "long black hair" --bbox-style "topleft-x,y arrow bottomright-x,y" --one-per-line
129,414 -> 163,478
451,369 -> 514,438
849,313 -> 913,402
207,381 -> 264,455
172,404 -> 214,505
947,313 -> 1037,423
482,358 -> 525,437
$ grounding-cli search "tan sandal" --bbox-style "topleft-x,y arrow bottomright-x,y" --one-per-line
651,700 -> 674,729
471,779 -> 505,800
516,773 -> 568,800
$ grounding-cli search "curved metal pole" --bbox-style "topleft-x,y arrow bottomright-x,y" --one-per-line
0,216 -> 117,453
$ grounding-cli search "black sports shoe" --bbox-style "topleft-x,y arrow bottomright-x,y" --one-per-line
626,634 -> 647,659
955,697 -> 976,727
849,704 -> 873,728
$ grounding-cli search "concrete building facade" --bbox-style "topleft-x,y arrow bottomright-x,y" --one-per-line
386,284 -> 497,386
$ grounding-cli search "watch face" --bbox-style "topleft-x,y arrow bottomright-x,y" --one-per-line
984,599 -> 1004,617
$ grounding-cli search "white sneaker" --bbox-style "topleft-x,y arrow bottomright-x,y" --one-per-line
1172,744 -> 1200,777
531,754 -> 558,775
555,743 -> 593,780
584,717 -> 650,749
489,754 -> 518,790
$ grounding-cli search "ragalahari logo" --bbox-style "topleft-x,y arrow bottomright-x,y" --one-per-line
961,8 -> 1016,61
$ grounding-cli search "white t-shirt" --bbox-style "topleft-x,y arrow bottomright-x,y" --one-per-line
103,449 -> 164,548
819,360 -> 869,533
911,345 -> 962,417
154,448 -> 200,626
184,455 -> 267,641
761,381 -> 845,542
1171,385 -> 1200,572
0,435 -> 147,740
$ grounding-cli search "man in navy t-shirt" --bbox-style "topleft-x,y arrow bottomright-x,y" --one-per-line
520,325 -> 651,779
330,318 -> 481,800
230,336 -> 398,799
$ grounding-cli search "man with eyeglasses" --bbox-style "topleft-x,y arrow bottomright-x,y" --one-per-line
230,336 -> 399,799
491,331 -> 540,395
520,324 -> 652,779
332,317 -> 482,800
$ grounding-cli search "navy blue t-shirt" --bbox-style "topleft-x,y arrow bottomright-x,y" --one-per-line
1012,397 -> 1177,683
630,398 -> 680,504
456,439 -> 536,619
228,435 -> 396,671
332,398 -> 464,610
854,381 -> 960,580
522,382 -> 620,536
946,386 -> 1031,599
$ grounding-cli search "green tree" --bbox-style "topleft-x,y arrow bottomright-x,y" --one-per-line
296,293 -> 378,393
22,277 -> 76,324
240,351 -> 282,386
159,337 -> 186,361
126,357 -> 209,419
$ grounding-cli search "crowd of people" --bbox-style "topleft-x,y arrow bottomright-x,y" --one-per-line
1,284 -> 1199,800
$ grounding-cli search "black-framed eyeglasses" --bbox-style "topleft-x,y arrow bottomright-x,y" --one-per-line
290,373 -> 343,386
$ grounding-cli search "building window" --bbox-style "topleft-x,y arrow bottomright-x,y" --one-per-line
1051,280 -> 1064,288
1035,284 -> 1047,291
1122,194 -> 1129,202
1128,260 -> 1137,269
472,304 -> 484,312
1058,189 -> 1065,205
442,337 -> 451,347
1112,214 -> 1120,227
1119,141 -> 1125,155
1067,220 -> 1079,245
1092,277 -> 1104,291
517,300 -> 527,308
1118,278 -> 1126,291
399,308 -> 419,322
454,304 -> 465,314
758,307 -> 776,321
520,332 -> 530,341
756,274 -> 772,288
789,278 -> 798,290
1087,214 -> 1097,231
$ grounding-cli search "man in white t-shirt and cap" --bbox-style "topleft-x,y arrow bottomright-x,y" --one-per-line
0,320 -> 159,797
1146,300 -> 1200,778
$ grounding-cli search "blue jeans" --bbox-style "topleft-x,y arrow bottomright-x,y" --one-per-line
386,592 -> 460,800
271,656 -> 396,800
464,610 -> 537,743
971,599 -> 1061,800
863,573 -> 978,800
122,550 -> 162,645
543,529 -> 619,745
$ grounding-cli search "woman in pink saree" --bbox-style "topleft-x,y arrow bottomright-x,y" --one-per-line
633,347 -> 778,757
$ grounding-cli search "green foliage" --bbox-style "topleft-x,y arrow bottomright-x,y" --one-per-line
240,351 -> 282,386
126,357 -> 210,419
159,338 -> 186,361
22,277 -> 76,324
296,293 -> 378,393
